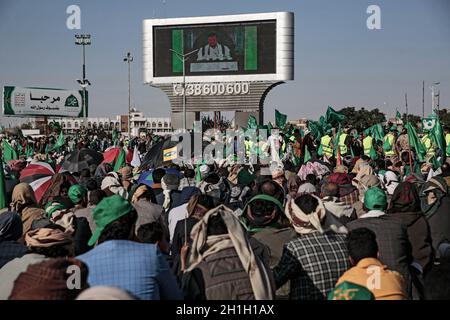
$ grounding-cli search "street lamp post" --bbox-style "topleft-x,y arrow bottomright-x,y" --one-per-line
123,52 -> 133,139
430,82 -> 440,114
169,48 -> 199,131
75,34 -> 91,128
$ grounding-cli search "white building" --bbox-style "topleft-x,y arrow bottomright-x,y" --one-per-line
53,110 -> 172,136
129,111 -> 172,136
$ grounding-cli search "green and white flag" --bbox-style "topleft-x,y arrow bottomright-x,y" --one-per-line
422,116 -> 437,131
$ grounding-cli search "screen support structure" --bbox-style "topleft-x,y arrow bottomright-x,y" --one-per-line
169,47 -> 199,131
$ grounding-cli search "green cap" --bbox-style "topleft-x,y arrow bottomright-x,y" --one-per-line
364,187 -> 387,211
389,125 -> 397,132
88,195 -> 133,246
68,184 -> 87,205
45,201 -> 67,218
237,169 -> 256,187
328,281 -> 375,300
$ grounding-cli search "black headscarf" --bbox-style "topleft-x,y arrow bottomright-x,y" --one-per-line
0,211 -> 23,242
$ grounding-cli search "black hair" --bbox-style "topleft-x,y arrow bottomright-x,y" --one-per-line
294,194 -> 319,214
136,184 -> 157,204
207,214 -> 228,236
347,228 -> 378,264
208,32 -> 217,38
376,159 -> 386,170
31,245 -> 73,258
257,180 -> 284,203
89,189 -> 106,206
152,168 -> 166,184
361,155 -> 370,161
80,168 -> 91,178
204,172 -> 220,184
442,162 -> 450,176
85,179 -> 98,191
196,194 -> 215,210
321,182 -> 339,197
97,210 -> 138,244
136,221 -> 164,244
184,168 -> 195,179
424,260 -> 450,300
217,167 -> 229,178
401,151 -> 410,163
305,174 -> 317,185
385,159 -> 393,168
249,199 -> 276,216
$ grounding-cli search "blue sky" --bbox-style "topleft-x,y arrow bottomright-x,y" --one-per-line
1,0 -> 449,126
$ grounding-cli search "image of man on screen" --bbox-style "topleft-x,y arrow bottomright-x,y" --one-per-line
196,33 -> 232,61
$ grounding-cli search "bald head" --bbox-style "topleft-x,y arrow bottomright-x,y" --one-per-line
321,182 -> 339,197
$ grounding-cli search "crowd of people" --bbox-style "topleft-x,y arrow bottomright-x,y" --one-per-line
0,118 -> 450,301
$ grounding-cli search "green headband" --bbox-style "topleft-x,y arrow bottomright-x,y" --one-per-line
243,194 -> 284,214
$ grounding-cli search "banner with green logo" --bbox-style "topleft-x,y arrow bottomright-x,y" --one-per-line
3,86 -> 88,118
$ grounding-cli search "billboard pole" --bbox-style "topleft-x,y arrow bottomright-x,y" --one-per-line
169,48 -> 199,131
124,52 -> 134,138
75,34 -> 91,127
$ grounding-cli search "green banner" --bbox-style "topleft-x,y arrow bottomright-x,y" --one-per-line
172,30 -> 184,73
244,26 -> 257,71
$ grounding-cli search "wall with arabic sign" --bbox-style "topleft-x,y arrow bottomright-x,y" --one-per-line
2,86 -> 87,118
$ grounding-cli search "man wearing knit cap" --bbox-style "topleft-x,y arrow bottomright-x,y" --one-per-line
77,195 -> 182,300
347,187 -> 413,298
68,184 -> 88,209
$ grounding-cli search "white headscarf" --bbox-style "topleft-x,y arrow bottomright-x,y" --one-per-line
187,205 -> 274,300
285,195 -> 347,235
384,171 -> 399,195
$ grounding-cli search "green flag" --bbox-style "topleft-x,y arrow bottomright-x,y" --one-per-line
25,144 -> 34,158
195,164 -> 202,183
49,131 -> 65,152
304,147 -> 312,163
363,124 -> 384,142
325,106 -> 345,124
275,109 -> 287,129
267,122 -> 273,135
113,148 -> 126,172
0,156 -> 7,209
2,140 -> 18,162
369,145 -> 378,160
405,122 -> 427,162
431,155 -> 440,170
112,129 -> 120,146
396,111 -> 402,119
50,120 -> 62,133
17,143 -> 23,156
247,116 -> 258,129
430,117 -> 445,154
333,125 -> 342,157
